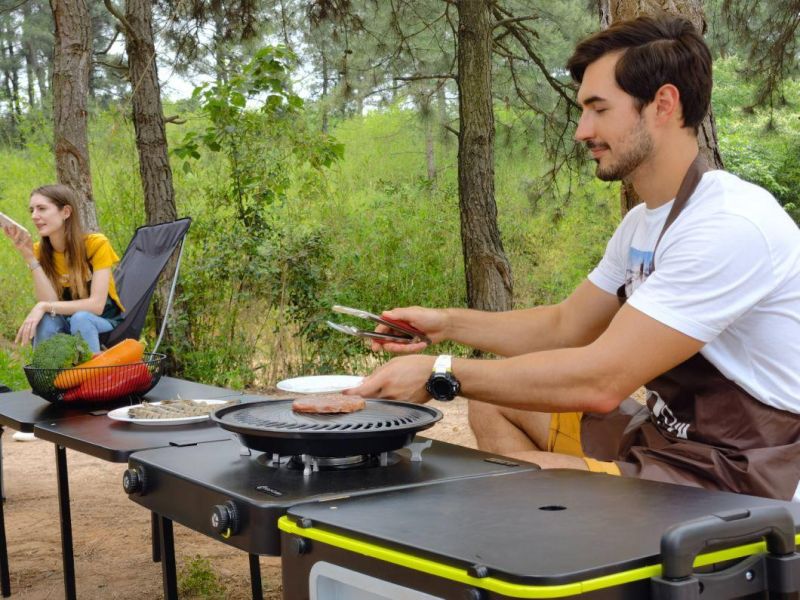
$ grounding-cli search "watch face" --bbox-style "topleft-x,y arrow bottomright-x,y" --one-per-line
427,374 -> 459,401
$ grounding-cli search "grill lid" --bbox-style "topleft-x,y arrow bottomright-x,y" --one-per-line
211,399 -> 442,457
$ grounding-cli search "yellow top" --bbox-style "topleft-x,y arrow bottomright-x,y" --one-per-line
34,233 -> 124,312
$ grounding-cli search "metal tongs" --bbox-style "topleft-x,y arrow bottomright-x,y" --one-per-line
327,305 -> 431,344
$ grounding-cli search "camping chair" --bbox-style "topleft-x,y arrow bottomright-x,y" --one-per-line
100,218 -> 191,353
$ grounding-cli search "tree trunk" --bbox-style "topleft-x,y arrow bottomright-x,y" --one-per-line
599,0 -> 724,214
121,0 -> 177,226
50,0 -> 98,232
4,30 -> 22,118
425,118 -> 436,181
22,0 -> 37,109
320,52 -> 329,133
106,0 -> 183,360
437,82 -> 451,146
456,0 -> 513,312
212,10 -> 228,85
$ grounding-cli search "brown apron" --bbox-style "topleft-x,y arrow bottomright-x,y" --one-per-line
581,154 -> 800,500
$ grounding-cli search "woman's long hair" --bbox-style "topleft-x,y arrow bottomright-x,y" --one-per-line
32,185 -> 91,300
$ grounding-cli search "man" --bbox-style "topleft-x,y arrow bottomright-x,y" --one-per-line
346,15 -> 800,501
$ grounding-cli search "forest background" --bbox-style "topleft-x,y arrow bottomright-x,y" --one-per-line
0,0 -> 798,392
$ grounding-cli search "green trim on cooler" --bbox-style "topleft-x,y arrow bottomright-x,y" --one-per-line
278,516 -> 800,599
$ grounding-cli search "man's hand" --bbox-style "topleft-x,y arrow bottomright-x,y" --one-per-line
370,306 -> 448,353
345,354 -> 436,403
15,302 -> 47,345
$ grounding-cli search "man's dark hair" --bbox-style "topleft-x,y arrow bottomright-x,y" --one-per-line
566,15 -> 712,132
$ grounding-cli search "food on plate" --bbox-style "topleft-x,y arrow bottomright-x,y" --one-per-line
291,393 -> 366,414
31,333 -> 93,371
128,398 -> 235,419
62,362 -> 151,402
54,338 -> 145,389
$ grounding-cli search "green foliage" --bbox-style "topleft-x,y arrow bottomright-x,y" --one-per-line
0,51 -> 795,387
713,57 -> 800,223
166,47 -> 345,387
30,333 -> 92,370
0,345 -> 29,391
178,556 -> 225,600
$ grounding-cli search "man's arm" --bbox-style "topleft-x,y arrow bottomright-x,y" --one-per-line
455,302 -> 704,412
447,280 -> 622,356
375,280 -> 621,357
351,301 -> 703,414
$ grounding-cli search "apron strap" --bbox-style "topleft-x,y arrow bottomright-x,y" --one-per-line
651,152 -> 710,270
617,152 -> 710,305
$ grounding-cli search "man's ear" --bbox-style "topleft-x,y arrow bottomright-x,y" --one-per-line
653,83 -> 682,125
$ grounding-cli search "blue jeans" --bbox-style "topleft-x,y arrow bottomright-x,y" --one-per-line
34,312 -> 115,353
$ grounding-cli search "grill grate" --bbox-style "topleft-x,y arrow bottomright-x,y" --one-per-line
222,400 -> 429,433
211,399 -> 442,456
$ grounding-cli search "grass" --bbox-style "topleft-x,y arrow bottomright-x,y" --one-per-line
178,556 -> 227,600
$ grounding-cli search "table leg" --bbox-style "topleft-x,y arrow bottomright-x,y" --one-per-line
55,444 -> 76,600
0,425 -> 5,501
0,462 -> 8,598
0,425 -> 8,597
158,516 -> 178,600
248,554 -> 263,600
151,512 -> 161,563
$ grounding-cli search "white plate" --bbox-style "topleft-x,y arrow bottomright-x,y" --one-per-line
276,375 -> 364,394
106,399 -> 231,426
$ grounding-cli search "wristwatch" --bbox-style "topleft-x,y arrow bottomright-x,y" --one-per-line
426,354 -> 460,401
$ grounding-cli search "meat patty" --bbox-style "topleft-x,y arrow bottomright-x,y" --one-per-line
291,393 -> 366,414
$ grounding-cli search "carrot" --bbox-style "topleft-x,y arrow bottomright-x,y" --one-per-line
62,362 -> 152,403
54,339 -> 145,389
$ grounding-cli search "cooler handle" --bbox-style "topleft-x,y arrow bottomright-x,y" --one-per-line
651,506 -> 800,600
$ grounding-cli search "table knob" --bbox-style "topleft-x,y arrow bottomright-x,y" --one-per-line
122,467 -> 147,495
211,501 -> 239,536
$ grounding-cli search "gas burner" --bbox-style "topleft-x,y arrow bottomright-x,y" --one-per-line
256,439 -> 434,476
257,452 -> 402,475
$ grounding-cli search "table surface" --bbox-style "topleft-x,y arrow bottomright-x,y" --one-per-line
0,376 -> 238,432
29,377 -> 272,462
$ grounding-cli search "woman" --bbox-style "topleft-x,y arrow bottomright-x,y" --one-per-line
1,184 -> 124,353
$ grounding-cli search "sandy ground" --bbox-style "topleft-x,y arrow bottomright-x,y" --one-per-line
1,395 -> 476,599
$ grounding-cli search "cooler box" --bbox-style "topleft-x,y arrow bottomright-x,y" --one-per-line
279,469 -> 800,599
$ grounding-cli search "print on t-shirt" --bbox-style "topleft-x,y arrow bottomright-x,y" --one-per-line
622,247 -> 655,299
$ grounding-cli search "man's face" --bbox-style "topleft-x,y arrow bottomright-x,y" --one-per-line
574,52 -> 654,182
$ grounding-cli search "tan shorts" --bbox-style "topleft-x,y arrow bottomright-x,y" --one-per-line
547,412 -> 621,476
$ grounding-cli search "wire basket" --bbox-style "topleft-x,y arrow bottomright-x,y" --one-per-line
24,353 -> 167,405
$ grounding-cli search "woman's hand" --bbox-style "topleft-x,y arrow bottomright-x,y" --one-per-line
15,302 -> 47,345
2,223 -> 34,261
370,306 -> 449,354
345,354 -> 436,404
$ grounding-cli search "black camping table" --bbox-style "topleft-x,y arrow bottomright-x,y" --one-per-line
0,376 -> 245,600
280,469 -> 800,599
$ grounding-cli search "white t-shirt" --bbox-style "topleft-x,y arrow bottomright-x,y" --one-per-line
589,170 -> 800,415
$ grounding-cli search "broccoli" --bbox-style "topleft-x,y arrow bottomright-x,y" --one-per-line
31,334 -> 93,370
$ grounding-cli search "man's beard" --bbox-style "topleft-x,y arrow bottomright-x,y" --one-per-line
592,117 -> 653,182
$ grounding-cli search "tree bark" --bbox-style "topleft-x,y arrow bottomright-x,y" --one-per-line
50,0 -> 98,232
456,0 -> 513,312
22,0 -> 37,108
425,118 -> 436,181
105,0 -> 183,360
121,0 -> 181,356
120,0 -> 177,226
598,0 -> 724,214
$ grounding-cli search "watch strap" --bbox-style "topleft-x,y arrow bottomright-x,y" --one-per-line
432,354 -> 452,374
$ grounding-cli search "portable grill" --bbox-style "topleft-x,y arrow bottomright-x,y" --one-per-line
124,434 -> 538,600
210,399 -> 442,456
280,470 -> 800,599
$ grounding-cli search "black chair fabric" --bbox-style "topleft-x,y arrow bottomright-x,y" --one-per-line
100,218 -> 191,348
